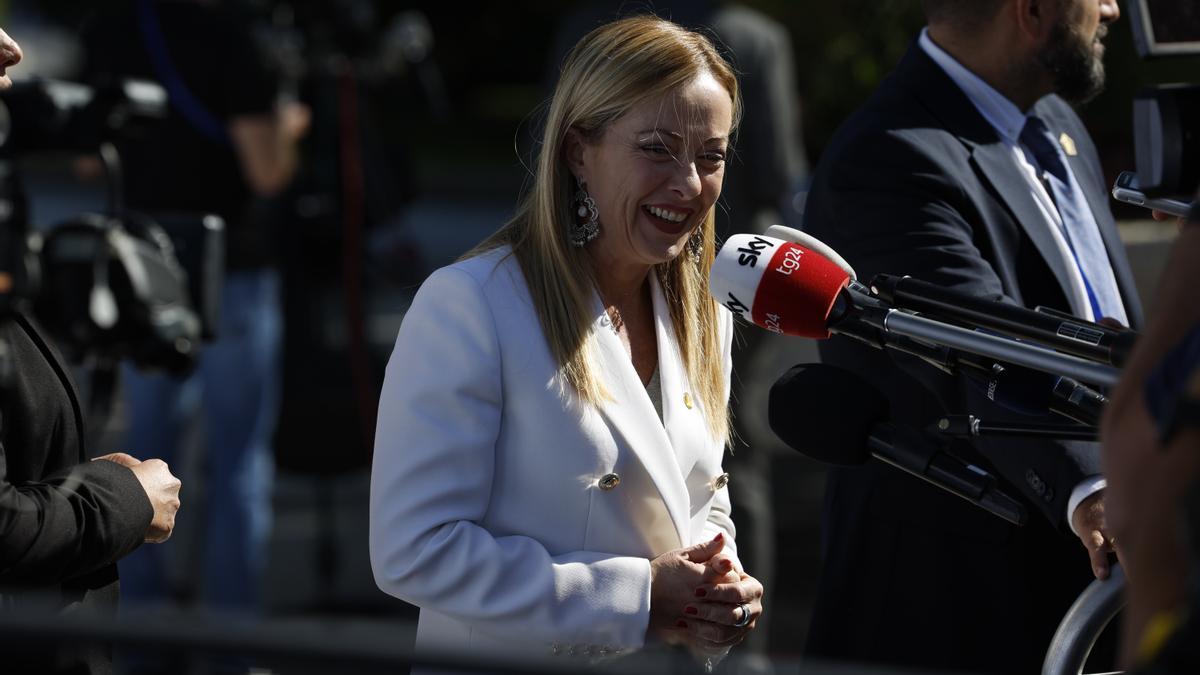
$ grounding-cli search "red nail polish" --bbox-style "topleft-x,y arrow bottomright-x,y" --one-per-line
713,532 -> 723,543
721,560 -> 733,572
684,606 -> 698,615
694,588 -> 707,598
677,620 -> 688,629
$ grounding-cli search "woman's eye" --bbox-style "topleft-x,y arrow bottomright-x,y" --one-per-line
640,144 -> 671,156
702,153 -> 726,164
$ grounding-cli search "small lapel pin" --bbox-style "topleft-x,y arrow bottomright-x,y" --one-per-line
1059,132 -> 1077,157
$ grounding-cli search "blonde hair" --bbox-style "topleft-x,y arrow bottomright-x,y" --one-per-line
466,15 -> 741,443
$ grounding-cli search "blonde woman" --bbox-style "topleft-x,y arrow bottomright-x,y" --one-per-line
370,15 -> 763,664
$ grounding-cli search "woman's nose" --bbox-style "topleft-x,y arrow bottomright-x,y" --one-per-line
671,161 -> 702,199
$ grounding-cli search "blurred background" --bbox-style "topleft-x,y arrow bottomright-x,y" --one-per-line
2,0 -> 1196,671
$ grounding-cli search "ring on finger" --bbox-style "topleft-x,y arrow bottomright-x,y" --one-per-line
733,602 -> 751,628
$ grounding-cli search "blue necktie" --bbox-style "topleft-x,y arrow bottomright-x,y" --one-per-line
1019,116 -> 1127,324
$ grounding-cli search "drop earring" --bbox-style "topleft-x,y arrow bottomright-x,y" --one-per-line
569,176 -> 600,247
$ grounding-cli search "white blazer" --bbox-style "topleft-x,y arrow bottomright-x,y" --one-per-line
369,247 -> 737,662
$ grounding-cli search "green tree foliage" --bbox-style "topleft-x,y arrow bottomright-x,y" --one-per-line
748,0 -> 925,161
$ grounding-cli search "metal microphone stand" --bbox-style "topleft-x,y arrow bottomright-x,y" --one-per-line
833,283 -> 1122,387
932,415 -> 1099,441
871,273 -> 1136,367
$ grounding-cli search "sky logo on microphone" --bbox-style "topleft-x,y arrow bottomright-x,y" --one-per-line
710,233 -> 851,339
724,293 -> 750,316
736,235 -> 776,267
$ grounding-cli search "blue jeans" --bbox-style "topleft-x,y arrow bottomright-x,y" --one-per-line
118,269 -> 282,610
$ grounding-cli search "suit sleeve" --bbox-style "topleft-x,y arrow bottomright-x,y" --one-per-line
805,128 -> 1096,529
369,267 -> 651,649
0,447 -> 152,584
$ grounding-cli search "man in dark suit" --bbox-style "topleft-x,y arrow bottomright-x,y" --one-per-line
801,1 -> 1133,672
0,26 -> 182,674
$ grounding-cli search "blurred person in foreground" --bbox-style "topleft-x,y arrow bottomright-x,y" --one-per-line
79,0 -> 309,611
1102,193 -> 1200,673
801,0 -> 1136,672
0,26 -> 182,675
369,15 -> 763,668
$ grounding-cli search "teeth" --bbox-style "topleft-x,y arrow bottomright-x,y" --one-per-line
647,206 -> 687,223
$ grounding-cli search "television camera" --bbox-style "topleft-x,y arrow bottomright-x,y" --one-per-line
0,77 -> 222,383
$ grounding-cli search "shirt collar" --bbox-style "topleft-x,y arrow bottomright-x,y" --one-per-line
918,27 -> 1028,143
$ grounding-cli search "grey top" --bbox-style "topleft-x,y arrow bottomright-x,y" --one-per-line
645,365 -> 663,422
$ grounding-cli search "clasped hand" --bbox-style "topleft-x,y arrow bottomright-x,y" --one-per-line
95,453 -> 181,543
648,532 -> 763,659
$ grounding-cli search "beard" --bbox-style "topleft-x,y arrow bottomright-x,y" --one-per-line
1037,19 -> 1108,104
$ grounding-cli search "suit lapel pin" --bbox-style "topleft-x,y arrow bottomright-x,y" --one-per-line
1059,132 -> 1077,157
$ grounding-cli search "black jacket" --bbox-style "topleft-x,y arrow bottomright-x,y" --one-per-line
0,312 -> 152,674
800,43 -> 1140,673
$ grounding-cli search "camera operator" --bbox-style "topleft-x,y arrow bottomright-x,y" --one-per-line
78,0 -> 309,612
1102,190 -> 1200,672
0,26 -> 182,675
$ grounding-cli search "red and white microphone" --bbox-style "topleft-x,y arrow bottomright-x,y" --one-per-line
711,231 -> 1123,388
709,232 -> 851,339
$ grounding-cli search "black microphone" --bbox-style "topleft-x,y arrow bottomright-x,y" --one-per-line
1051,377 -> 1107,425
959,360 -> 1107,425
768,363 -> 1028,525
838,317 -> 1107,423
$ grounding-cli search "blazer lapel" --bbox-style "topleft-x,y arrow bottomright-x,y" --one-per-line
649,273 -> 708,479
589,290 -> 689,549
899,44 -> 1081,305
18,314 -> 88,459
970,144 -> 1079,302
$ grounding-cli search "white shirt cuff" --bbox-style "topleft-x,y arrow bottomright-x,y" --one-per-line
1066,476 -> 1106,536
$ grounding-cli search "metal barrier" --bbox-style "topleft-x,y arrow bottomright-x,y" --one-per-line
1042,564 -> 1127,675
0,579 -> 1131,675
0,606 -> 714,674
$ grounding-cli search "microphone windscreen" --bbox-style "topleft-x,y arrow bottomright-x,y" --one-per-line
763,225 -> 858,281
768,363 -> 888,465
710,234 -> 850,339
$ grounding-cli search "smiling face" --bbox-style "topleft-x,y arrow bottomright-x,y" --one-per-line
567,71 -> 734,274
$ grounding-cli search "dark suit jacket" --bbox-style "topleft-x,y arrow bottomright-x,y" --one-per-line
0,313 -> 152,674
800,43 -> 1141,674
